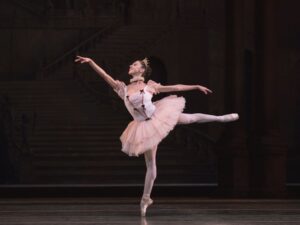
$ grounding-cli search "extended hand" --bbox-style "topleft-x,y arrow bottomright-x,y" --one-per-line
198,85 -> 213,95
74,55 -> 92,64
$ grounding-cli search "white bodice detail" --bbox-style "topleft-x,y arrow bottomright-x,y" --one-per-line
124,85 -> 156,121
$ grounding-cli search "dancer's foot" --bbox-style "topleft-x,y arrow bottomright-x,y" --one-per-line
140,195 -> 153,217
219,113 -> 239,122
140,216 -> 148,225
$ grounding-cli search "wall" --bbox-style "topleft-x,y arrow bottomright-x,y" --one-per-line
0,1 -> 116,80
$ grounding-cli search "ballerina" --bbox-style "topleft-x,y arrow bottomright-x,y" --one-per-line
75,56 -> 239,216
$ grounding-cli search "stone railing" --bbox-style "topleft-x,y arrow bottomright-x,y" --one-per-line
37,21 -> 122,79
11,0 -> 44,17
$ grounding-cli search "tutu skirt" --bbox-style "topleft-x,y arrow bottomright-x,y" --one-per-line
120,95 -> 186,157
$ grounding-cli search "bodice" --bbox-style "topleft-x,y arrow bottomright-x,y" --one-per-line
124,85 -> 156,121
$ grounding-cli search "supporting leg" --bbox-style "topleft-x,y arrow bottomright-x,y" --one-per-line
177,113 -> 239,125
141,145 -> 157,216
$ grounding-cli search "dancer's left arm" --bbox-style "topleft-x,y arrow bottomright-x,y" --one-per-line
158,84 -> 212,95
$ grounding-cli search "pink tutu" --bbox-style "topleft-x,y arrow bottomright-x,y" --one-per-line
120,95 -> 186,157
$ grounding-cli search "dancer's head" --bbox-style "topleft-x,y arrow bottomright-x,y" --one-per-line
128,58 -> 152,79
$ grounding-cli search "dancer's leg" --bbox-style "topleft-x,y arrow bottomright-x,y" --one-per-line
177,112 -> 239,125
142,145 -> 157,197
140,145 -> 157,216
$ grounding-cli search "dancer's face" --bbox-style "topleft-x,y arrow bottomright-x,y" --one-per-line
128,61 -> 145,77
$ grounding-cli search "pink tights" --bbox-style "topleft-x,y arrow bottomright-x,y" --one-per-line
142,112 -> 238,198
142,145 -> 157,198
177,112 -> 237,124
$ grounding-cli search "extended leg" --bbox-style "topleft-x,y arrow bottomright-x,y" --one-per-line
177,112 -> 239,125
140,145 -> 157,216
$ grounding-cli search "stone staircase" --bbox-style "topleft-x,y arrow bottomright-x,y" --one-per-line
1,21 -> 217,186
10,0 -> 45,17
0,80 -> 217,185
42,24 -> 171,81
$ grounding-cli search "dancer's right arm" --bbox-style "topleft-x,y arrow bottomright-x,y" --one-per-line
75,56 -> 117,89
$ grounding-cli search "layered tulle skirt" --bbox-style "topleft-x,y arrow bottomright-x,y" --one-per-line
120,95 -> 186,157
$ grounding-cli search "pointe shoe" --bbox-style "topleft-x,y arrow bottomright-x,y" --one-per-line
140,216 -> 148,225
219,113 -> 239,122
140,196 -> 153,217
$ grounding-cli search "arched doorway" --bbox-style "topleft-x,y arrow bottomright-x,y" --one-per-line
147,56 -> 167,85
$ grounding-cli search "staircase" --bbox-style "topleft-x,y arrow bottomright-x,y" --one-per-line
1,21 -> 217,186
0,80 -> 217,185
41,24 -> 171,81
10,0 -> 45,17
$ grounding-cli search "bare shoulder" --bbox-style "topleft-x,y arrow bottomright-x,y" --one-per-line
146,79 -> 162,94
113,79 -> 127,91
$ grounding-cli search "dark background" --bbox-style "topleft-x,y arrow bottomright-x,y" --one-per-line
0,0 -> 299,198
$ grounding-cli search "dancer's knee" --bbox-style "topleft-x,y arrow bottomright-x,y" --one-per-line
177,113 -> 193,124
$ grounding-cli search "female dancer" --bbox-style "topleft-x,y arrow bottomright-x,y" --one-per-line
75,56 -> 239,216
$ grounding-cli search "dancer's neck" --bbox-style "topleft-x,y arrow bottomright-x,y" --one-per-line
130,76 -> 144,84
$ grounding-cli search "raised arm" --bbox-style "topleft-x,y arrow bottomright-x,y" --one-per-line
75,56 -> 117,89
157,84 -> 213,95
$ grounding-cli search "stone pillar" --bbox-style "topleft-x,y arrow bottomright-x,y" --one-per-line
249,0 -> 287,197
217,0 -> 249,197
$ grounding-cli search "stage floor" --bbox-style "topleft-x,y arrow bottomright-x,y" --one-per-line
0,197 -> 299,225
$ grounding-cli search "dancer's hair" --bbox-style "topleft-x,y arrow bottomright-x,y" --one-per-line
140,58 -> 152,79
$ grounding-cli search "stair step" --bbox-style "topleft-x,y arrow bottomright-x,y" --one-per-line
34,165 -> 210,174
31,153 -> 188,159
34,175 -> 215,184
33,159 -> 204,167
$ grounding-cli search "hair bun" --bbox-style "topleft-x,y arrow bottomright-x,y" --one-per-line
142,58 -> 149,67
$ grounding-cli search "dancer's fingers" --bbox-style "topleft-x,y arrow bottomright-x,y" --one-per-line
75,56 -> 84,62
202,89 -> 208,94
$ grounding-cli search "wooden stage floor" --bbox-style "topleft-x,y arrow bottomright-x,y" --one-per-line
0,197 -> 299,225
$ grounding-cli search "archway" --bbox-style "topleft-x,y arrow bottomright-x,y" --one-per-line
147,56 -> 167,85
